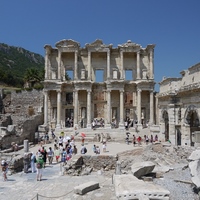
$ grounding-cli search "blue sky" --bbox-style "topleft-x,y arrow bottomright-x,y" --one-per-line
1,0 -> 200,91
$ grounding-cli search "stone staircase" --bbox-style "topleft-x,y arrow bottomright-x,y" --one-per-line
53,126 -> 151,143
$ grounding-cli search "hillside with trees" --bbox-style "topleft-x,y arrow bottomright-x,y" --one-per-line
0,43 -> 45,88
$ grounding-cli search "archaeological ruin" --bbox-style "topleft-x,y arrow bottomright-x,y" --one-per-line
43,39 -> 156,131
157,62 -> 200,146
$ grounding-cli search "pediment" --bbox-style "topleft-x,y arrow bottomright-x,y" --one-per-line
85,39 -> 112,49
118,40 -> 141,49
55,39 -> 80,48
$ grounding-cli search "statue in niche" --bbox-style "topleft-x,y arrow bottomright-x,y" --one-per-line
142,69 -> 147,79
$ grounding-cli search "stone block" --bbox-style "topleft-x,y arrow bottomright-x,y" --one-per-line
114,174 -> 170,200
74,181 -> 99,195
131,161 -> 155,178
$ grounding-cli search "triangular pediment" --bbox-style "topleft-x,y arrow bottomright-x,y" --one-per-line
55,39 -> 80,48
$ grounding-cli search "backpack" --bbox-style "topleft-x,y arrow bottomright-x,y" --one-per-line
36,162 -> 42,169
2,165 -> 6,171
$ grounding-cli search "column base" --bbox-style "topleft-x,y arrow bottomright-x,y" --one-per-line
119,123 -> 125,130
56,124 -> 61,129
105,124 -> 111,129
87,124 -> 92,129
74,124 -> 78,130
136,124 -> 143,130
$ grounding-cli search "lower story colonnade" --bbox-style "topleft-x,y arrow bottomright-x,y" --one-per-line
43,84 -> 155,131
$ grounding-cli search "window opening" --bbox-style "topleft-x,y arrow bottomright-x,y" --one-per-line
125,70 -> 132,81
66,70 -> 73,80
95,69 -> 104,82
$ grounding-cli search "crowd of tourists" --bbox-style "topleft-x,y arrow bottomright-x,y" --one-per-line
126,133 -> 159,146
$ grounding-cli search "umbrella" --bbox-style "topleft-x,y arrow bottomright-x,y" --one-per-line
81,133 -> 86,137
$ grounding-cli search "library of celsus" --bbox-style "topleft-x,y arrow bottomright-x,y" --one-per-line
43,39 -> 155,131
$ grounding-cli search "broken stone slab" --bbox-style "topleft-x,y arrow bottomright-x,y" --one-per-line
74,181 -> 99,195
113,174 -> 170,200
131,161 -> 155,178
189,160 -> 200,188
188,149 -> 200,161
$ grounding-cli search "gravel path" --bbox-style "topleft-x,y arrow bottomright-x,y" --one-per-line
153,165 -> 199,200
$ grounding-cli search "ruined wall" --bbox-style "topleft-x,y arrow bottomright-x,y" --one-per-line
0,89 -> 44,149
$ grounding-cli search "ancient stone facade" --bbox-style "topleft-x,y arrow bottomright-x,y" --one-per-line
157,62 -> 200,146
43,39 -> 155,131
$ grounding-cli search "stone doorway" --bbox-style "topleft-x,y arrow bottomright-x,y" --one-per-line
185,107 -> 200,146
65,109 -> 74,127
163,110 -> 169,141
176,127 -> 181,146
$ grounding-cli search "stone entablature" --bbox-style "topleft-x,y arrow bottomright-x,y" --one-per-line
43,39 -> 156,130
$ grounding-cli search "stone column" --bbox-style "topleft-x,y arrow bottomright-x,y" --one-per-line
136,51 -> 141,79
88,51 -> 91,80
168,104 -> 176,145
107,49 -> 110,80
149,49 -> 154,79
56,90 -> 61,129
58,51 -> 61,80
137,89 -> 141,124
44,90 -> 48,125
74,50 -> 78,80
74,90 -> 78,128
24,140 -> 29,153
106,90 -> 111,128
45,50 -> 49,80
119,90 -> 124,128
150,91 -> 154,124
87,90 -> 92,128
120,51 -> 124,79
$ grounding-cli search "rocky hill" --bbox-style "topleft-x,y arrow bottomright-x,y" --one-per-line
0,43 -> 44,87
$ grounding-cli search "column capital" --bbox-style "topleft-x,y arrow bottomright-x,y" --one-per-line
137,89 -> 142,92
120,90 -> 124,93
137,50 -> 140,54
87,89 -> 92,93
56,89 -> 61,93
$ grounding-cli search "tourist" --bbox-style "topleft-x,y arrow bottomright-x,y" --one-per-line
132,135 -> 136,146
155,135 -> 158,142
73,145 -> 77,155
41,147 -> 47,168
51,129 -> 56,139
137,136 -> 142,146
146,136 -> 149,145
36,154 -> 44,181
92,120 -> 96,130
30,152 -> 36,173
80,144 -> 87,154
14,143 -> 19,151
58,136 -> 63,146
81,136 -> 85,145
61,148 -> 67,164
150,135 -> 153,143
93,144 -> 97,153
47,147 -> 54,165
126,132 -> 130,145
96,146 -> 100,154
102,142 -> 106,152
44,132 -> 49,144
54,147 -> 60,163
1,160 -> 8,181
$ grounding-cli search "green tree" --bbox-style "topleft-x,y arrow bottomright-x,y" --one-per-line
24,68 -> 42,88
